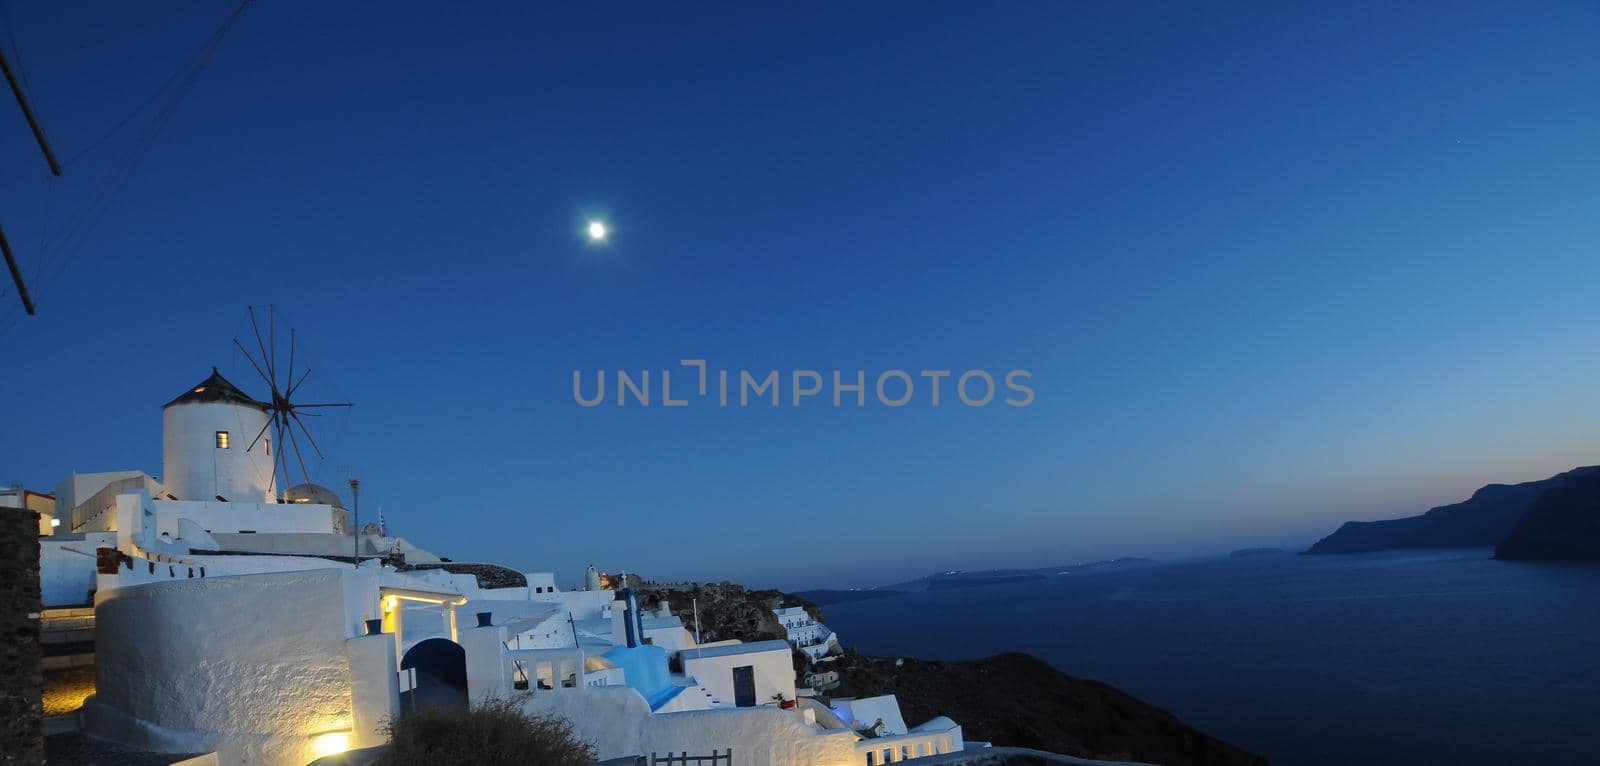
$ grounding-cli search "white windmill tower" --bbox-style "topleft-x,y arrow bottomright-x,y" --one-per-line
161,307 -> 351,503
161,367 -> 275,502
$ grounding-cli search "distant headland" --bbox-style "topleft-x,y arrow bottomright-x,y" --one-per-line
1305,465 -> 1600,561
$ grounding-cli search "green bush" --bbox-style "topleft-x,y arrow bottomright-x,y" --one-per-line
377,698 -> 595,766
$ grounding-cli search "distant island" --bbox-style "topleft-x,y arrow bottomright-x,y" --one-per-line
1229,547 -> 1286,559
792,589 -> 907,605
1305,465 -> 1600,560
875,557 -> 1157,593
927,574 -> 1045,590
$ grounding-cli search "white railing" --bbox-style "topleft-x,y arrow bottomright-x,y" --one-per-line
857,728 -> 961,766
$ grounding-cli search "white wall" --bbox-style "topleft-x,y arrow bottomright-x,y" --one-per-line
642,621 -> 697,655
524,686 -> 861,765
54,470 -> 151,515
85,569 -> 372,765
683,645 -> 796,708
151,499 -> 337,536
66,473 -> 161,533
526,571 -> 559,594
835,696 -> 908,736
39,534 -> 115,606
539,588 -> 617,620
162,400 -> 274,503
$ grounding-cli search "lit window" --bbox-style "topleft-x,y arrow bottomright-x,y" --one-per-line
215,431 -> 230,449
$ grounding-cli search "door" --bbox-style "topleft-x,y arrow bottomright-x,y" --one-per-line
732,665 -> 756,707
400,638 -> 469,713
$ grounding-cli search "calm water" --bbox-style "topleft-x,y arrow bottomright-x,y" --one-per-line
823,550 -> 1600,766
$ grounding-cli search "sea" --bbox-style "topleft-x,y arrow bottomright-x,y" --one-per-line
821,549 -> 1600,766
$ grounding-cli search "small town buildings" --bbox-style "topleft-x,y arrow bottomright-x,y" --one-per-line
29,368 -> 967,765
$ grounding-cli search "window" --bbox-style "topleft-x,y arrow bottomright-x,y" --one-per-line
215,431 -> 230,449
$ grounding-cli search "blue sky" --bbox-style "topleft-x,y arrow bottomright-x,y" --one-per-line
3,1 -> 1599,589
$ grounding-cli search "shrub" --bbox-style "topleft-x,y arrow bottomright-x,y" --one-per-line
377,698 -> 595,766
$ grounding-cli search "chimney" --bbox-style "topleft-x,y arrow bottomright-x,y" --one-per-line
612,588 -> 643,647
610,599 -> 630,647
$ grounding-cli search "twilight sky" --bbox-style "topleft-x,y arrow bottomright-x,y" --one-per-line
3,1 -> 1599,589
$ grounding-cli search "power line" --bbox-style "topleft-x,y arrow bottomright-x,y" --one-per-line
27,0 -> 216,73
0,2 -> 60,319
0,0 -> 252,334
30,0 -> 252,302
0,35 -> 62,175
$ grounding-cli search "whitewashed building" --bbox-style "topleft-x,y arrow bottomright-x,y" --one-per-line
774,604 -> 841,660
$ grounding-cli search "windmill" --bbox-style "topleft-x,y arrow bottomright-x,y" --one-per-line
232,306 -> 352,502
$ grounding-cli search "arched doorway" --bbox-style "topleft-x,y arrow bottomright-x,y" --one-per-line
400,638 -> 468,713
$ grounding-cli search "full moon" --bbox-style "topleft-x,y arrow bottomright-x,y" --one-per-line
587,220 -> 607,241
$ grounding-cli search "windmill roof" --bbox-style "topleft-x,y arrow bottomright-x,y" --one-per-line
164,368 -> 266,410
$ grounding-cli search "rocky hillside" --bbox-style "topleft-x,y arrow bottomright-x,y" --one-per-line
630,578 -> 822,644
1495,468 -> 1600,560
1305,466 -> 1597,554
634,576 -> 1268,765
834,652 -> 1267,766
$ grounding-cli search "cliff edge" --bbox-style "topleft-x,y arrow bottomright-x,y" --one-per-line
1495,467 -> 1600,561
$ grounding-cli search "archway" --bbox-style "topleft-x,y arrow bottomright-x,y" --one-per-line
399,638 -> 468,713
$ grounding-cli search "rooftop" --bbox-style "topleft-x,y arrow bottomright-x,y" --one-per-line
163,368 -> 266,410
681,639 -> 792,659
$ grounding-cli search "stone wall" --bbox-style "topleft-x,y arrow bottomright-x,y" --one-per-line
0,507 -> 43,764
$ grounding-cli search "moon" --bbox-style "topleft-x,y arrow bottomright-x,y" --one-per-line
587,220 -> 608,241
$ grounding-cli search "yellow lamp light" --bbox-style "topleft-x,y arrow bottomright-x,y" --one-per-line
311,731 -> 350,758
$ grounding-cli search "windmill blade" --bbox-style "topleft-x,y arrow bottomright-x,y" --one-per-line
274,413 -> 289,497
268,305 -> 277,389
287,367 -> 312,398
248,306 -> 275,387
286,327 -> 296,400
289,409 -> 326,460
294,402 -> 353,408
232,338 -> 274,390
244,416 -> 272,452
283,413 -> 315,490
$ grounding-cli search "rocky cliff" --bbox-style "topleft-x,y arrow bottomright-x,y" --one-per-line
1495,468 -> 1600,560
631,579 -> 822,645
1305,466 -> 1597,554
